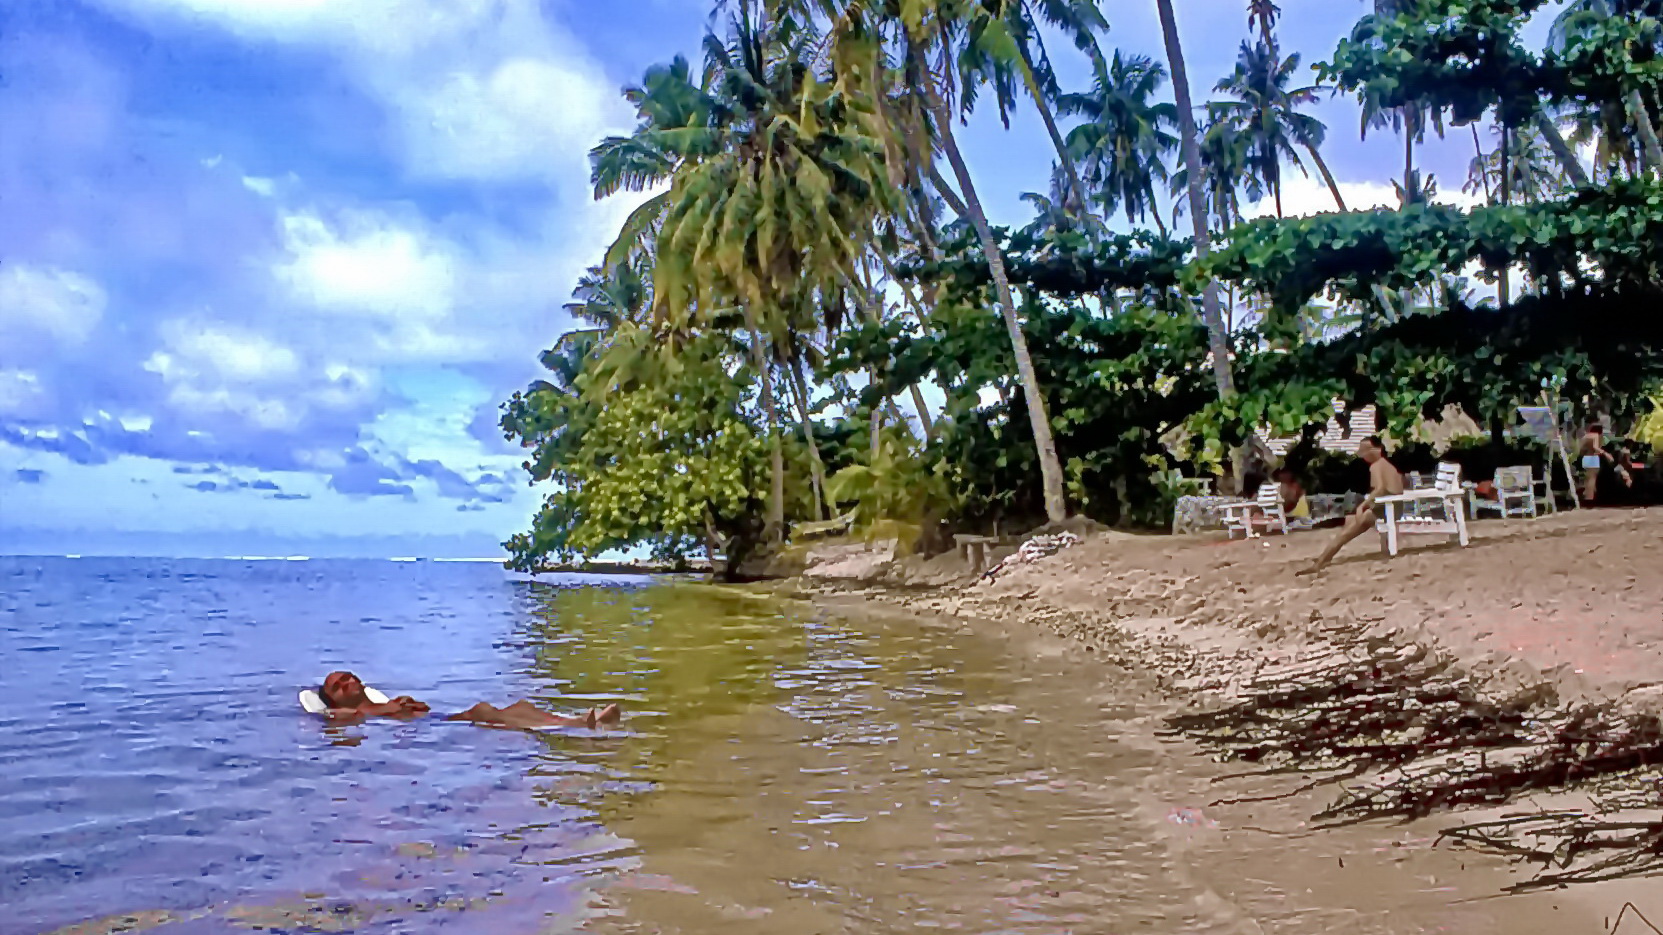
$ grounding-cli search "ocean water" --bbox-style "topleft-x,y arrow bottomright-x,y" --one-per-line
0,557 -> 665,934
0,557 -> 1576,935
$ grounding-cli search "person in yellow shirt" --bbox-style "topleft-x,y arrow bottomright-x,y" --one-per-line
1272,467 -> 1311,522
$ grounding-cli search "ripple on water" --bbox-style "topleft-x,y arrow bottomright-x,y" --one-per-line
2,558 -> 1569,935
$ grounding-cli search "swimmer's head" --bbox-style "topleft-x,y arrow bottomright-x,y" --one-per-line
319,670 -> 367,709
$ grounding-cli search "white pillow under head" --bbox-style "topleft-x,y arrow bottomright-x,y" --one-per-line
299,685 -> 391,714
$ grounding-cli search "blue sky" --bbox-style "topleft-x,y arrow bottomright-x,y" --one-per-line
0,0 -> 1551,557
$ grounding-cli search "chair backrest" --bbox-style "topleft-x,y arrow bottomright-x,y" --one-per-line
1256,484 -> 1283,512
1495,465 -> 1533,491
1434,461 -> 1462,491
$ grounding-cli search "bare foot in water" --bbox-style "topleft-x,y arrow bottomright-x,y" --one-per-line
582,703 -> 623,728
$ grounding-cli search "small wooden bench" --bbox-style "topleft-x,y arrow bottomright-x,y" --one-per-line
954,534 -> 1000,573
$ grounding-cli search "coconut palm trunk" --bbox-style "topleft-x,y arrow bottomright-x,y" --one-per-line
788,356 -> 833,521
1499,122 -> 1512,306
920,70 -> 1069,523
1146,194 -> 1170,237
1532,112 -> 1590,186
1303,141 -> 1349,210
1015,41 -> 1092,217
1627,90 -> 1663,172
859,259 -> 936,436
743,309 -> 787,542
927,163 -> 973,219
1403,113 -> 1416,197
1155,0 -> 1235,400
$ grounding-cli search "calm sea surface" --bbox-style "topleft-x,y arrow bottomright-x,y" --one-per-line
0,557 -> 1580,935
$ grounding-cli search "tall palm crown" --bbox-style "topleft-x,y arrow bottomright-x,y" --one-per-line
1547,0 -> 1663,179
1059,51 -> 1178,230
1211,41 -> 1331,217
1172,116 -> 1259,234
1464,127 -> 1561,205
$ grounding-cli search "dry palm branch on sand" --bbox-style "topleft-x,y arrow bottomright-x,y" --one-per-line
1160,634 -> 1663,890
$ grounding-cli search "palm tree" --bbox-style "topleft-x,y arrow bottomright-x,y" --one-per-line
1247,0 -> 1280,50
781,0 -> 1073,523
1549,0 -> 1663,175
959,0 -> 1107,218
1058,50 -> 1179,233
1155,0 -> 1236,400
564,262 -> 652,331
1170,116 -> 1259,235
1018,185 -> 1075,239
1353,0 -> 1443,200
1464,125 -> 1560,206
589,10 -> 900,541
1212,41 -> 1347,215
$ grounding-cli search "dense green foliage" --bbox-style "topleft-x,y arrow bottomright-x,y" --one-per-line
501,0 -> 1663,572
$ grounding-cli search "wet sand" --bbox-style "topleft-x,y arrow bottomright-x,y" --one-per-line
786,507 -> 1663,930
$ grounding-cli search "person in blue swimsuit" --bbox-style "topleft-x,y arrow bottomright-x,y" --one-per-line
316,670 -> 622,729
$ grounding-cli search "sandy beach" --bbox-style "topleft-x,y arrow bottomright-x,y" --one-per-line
785,506 -> 1663,927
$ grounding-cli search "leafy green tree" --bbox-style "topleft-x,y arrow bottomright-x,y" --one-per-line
504,331 -> 772,574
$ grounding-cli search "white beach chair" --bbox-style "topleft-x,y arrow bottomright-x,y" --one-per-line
1468,465 -> 1538,519
1221,485 -> 1289,539
1374,462 -> 1471,557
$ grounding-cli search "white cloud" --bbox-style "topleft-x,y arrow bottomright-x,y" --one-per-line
276,210 -> 458,320
1241,175 -> 1484,221
147,322 -> 302,384
141,320 -> 377,434
403,56 -> 611,181
9,0 -> 650,531
98,0 -> 627,183
0,264 -> 107,358
0,370 -> 49,418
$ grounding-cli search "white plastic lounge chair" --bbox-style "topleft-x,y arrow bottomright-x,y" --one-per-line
1221,485 -> 1290,539
1469,465 -> 1539,519
1373,462 -> 1470,557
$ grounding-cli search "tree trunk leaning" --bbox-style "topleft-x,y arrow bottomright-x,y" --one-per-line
1532,111 -> 1590,187
788,357 -> 832,522
1304,141 -> 1349,211
924,76 -> 1070,523
1017,40 -> 1093,218
1155,0 -> 1236,401
1627,90 -> 1663,174
744,310 -> 787,543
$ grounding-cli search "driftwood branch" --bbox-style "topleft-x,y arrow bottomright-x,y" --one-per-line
1164,635 -> 1663,889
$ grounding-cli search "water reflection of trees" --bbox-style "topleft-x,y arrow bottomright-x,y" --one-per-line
511,583 -> 810,809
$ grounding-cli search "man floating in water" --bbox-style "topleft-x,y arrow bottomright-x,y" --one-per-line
314,670 -> 622,730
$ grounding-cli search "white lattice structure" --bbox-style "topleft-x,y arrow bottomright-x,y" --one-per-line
1259,403 -> 1379,458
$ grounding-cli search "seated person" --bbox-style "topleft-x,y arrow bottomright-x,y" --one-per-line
1271,468 -> 1311,523
1298,436 -> 1405,575
314,670 -> 621,730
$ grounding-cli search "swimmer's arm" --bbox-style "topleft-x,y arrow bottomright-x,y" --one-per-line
321,707 -> 368,723
320,698 -> 429,722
